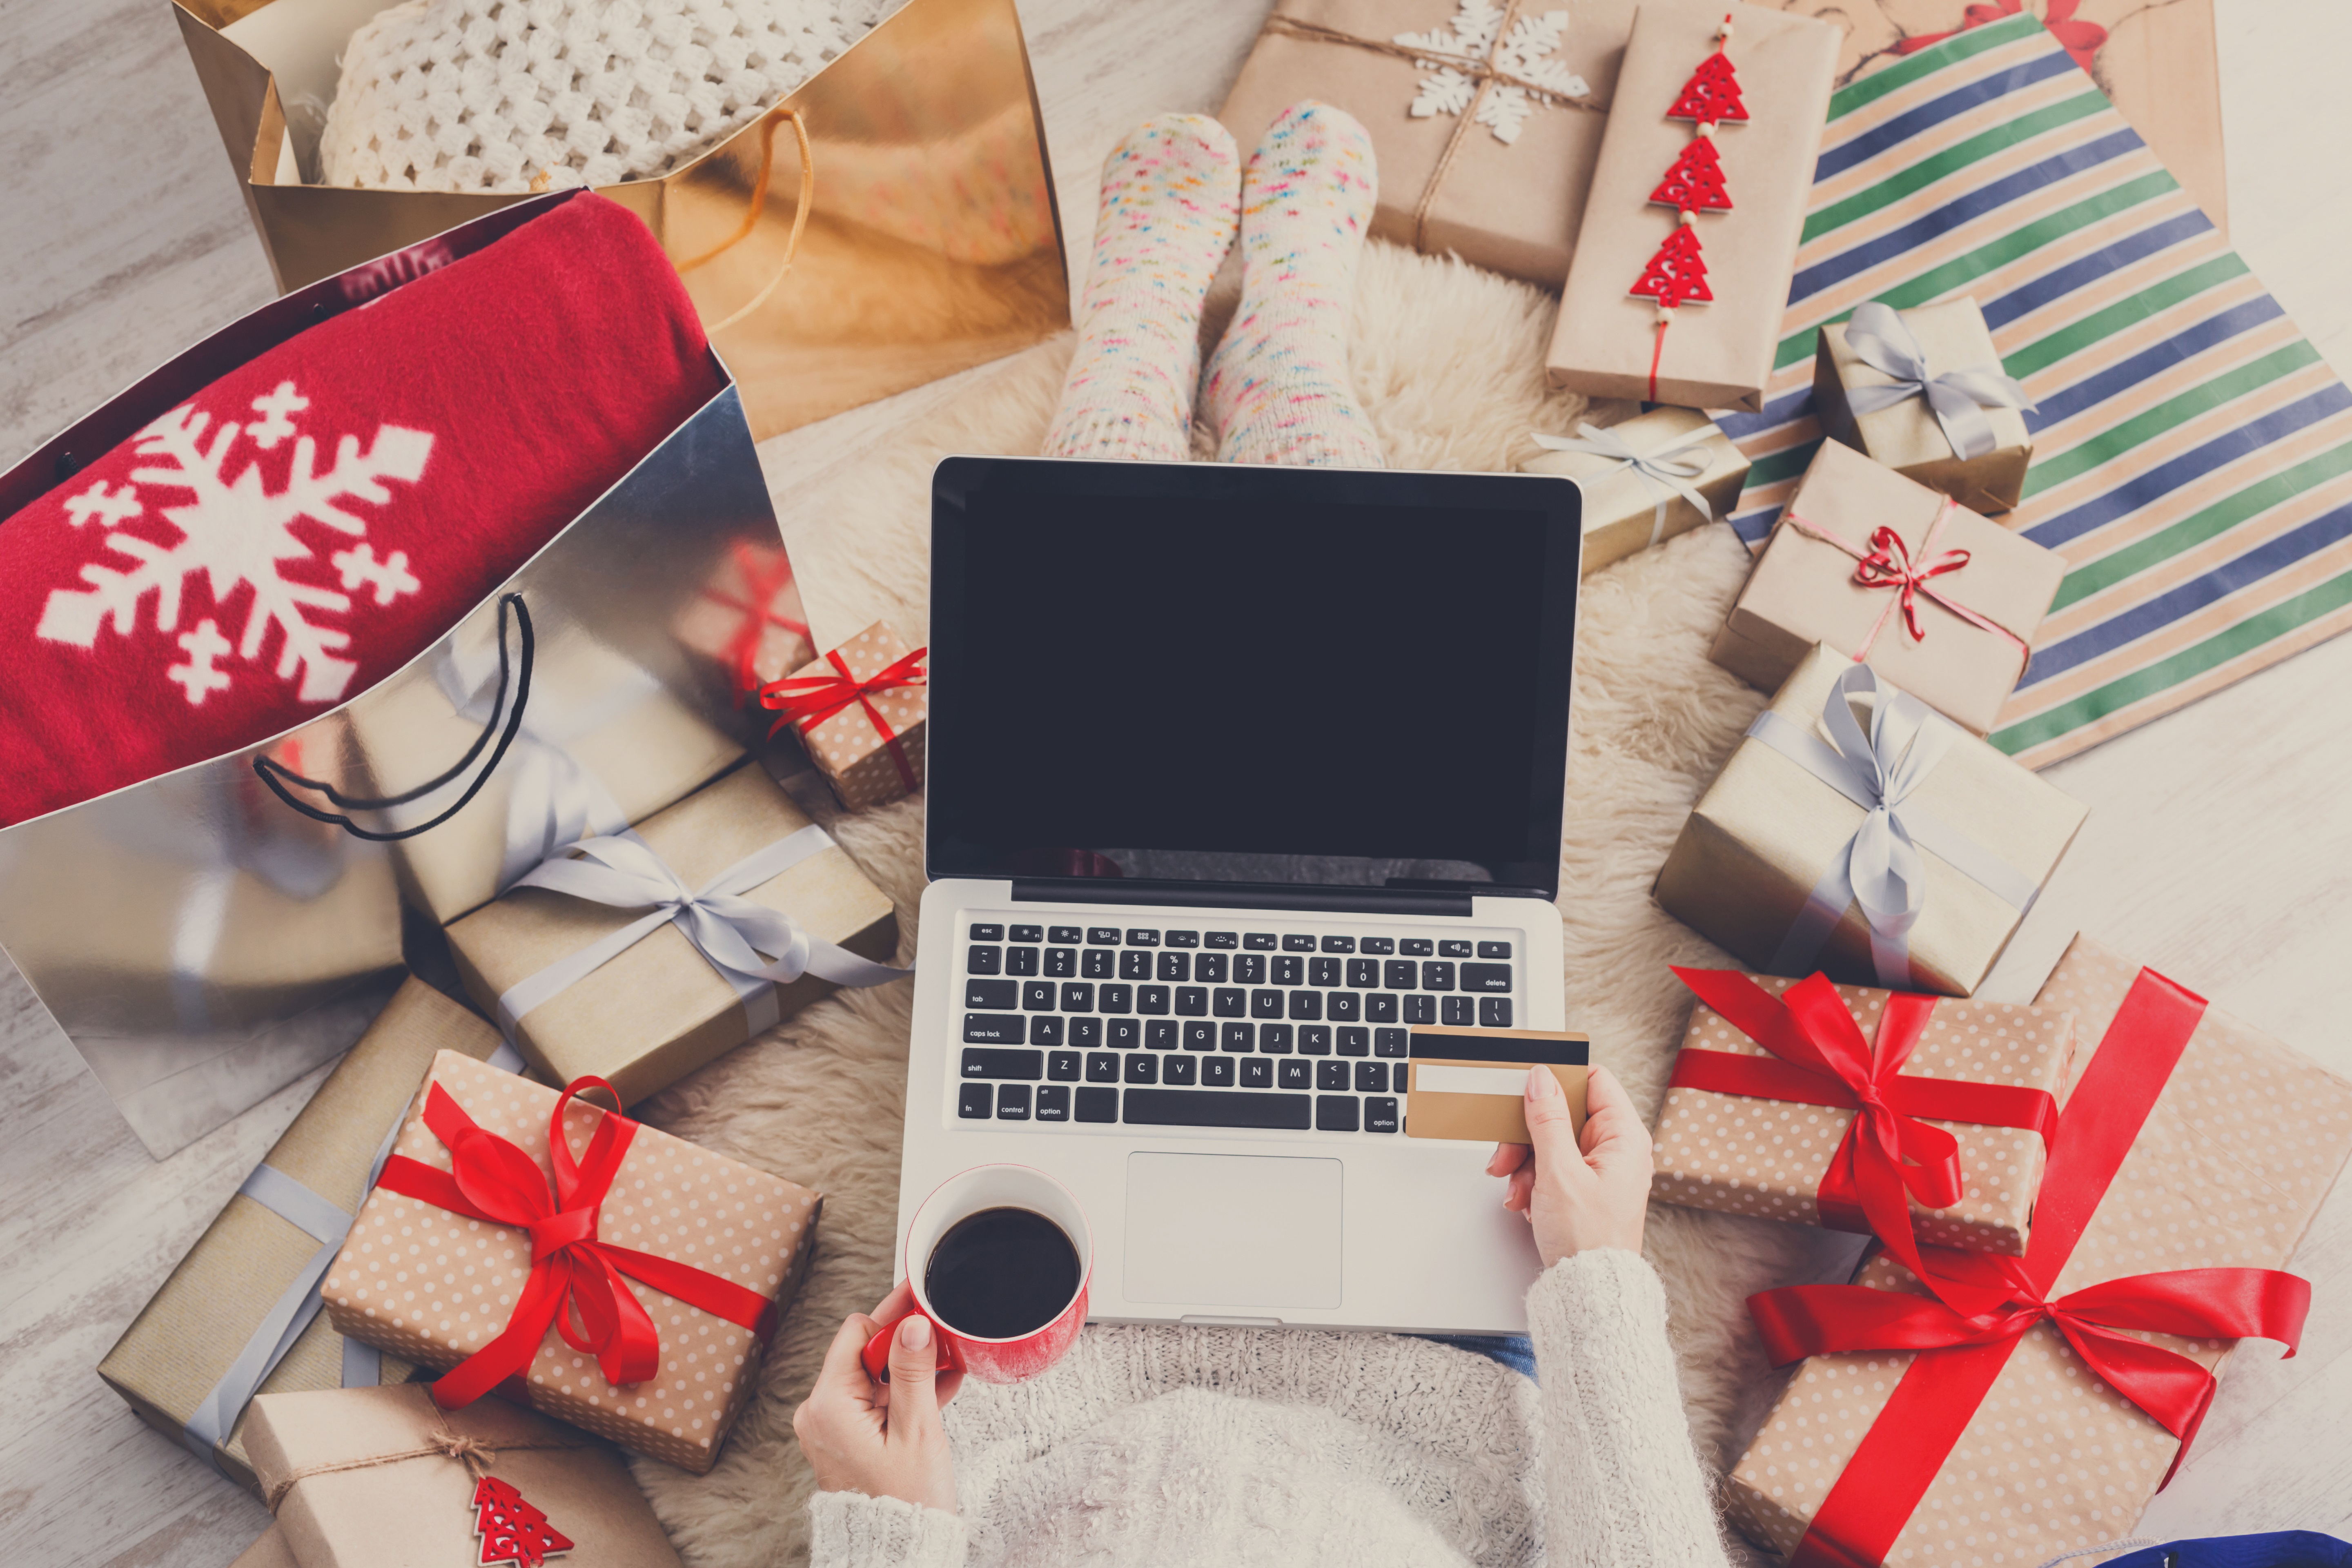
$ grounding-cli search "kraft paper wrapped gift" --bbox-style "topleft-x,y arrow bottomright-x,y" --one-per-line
98,978 -> 510,1495
1814,297 -> 2036,516
446,764 -> 899,1105
245,1383 -> 683,1567
1521,406 -> 1750,574
1653,971 -> 2072,1258
1545,0 -> 1839,409
322,1051 -> 823,1471
766,621 -> 929,811
1711,440 -> 2065,735
1654,645 -> 2087,997
1723,936 -> 2352,1568
1219,0 -> 1636,286
230,1526 -> 299,1568
673,538 -> 814,708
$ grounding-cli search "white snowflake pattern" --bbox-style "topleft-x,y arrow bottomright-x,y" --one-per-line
1394,2 -> 1589,147
35,384 -> 433,707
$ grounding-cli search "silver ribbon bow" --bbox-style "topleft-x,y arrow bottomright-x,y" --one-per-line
1842,301 -> 2036,463
497,824 -> 907,1037
1752,663 -> 2040,988
1529,422 -> 1719,548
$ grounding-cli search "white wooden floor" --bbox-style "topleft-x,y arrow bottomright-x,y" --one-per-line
4,2 -> 2352,1564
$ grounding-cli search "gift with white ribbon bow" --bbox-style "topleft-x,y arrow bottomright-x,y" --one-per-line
1816,296 -> 2037,512
1520,406 -> 1750,574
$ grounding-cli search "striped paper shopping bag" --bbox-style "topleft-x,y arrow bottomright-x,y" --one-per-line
1717,15 -> 2352,768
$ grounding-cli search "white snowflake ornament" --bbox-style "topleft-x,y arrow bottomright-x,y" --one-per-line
1394,2 -> 1590,147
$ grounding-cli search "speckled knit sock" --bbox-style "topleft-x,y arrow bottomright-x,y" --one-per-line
1041,114 -> 1241,461
1201,100 -> 1383,468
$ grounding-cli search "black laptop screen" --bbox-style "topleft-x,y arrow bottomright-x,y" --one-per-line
924,459 -> 1580,896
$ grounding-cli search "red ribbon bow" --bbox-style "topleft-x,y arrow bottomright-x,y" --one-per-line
759,644 -> 928,793
701,542 -> 809,703
375,1078 -> 778,1409
1670,969 -> 2058,1316
1851,524 -> 1972,644
1894,1 -> 2108,76
1746,967 -> 2313,1568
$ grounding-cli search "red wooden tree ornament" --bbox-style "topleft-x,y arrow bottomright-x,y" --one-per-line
1648,136 -> 1732,214
1667,50 -> 1748,124
472,1474 -> 576,1568
1629,224 -> 1713,309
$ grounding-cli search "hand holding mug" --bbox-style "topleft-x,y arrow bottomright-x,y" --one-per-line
793,1280 -> 965,1512
1486,1062 -> 1651,1267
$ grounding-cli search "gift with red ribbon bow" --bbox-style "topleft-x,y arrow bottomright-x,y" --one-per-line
1720,936 -> 2352,1568
1655,968 -> 2069,1272
322,1051 -> 823,1472
760,619 -> 928,810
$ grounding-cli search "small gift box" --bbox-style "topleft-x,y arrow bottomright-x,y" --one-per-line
323,1052 -> 824,1471
762,621 -> 929,811
245,1383 -> 683,1566
1723,936 -> 2352,1567
1654,644 -> 2087,997
673,539 -> 815,708
99,978 -> 513,1495
1814,298 -> 2036,515
445,764 -> 900,1105
1219,0 -> 1636,286
1653,969 -> 2070,1263
1546,1 -> 1840,409
1711,440 -> 2065,734
1521,407 -> 1751,574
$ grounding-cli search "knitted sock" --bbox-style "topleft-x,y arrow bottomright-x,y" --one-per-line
1041,115 -> 1241,462
1201,100 -> 1383,468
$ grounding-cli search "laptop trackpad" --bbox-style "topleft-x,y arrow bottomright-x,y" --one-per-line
1123,1152 -> 1344,1310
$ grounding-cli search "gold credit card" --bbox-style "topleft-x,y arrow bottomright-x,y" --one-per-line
1403,1028 -> 1589,1143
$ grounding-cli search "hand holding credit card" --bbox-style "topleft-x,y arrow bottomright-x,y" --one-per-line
1404,1028 -> 1589,1143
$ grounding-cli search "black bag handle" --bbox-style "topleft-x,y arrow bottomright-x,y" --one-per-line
253,593 -> 535,843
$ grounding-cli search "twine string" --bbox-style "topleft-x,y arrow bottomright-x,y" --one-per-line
263,1427 -> 583,1516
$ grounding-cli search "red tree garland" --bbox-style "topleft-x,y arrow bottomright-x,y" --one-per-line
1648,136 -> 1732,214
472,1474 -> 576,1568
1625,13 -> 1744,400
1667,49 -> 1749,123
1630,224 -> 1714,308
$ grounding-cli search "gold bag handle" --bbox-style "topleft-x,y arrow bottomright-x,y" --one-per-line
675,104 -> 817,334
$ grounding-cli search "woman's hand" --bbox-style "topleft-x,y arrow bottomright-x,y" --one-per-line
791,1281 -> 964,1513
1484,1063 -> 1652,1268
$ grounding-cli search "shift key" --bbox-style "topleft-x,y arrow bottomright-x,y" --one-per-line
963,1012 -> 1027,1044
961,1048 -> 1043,1080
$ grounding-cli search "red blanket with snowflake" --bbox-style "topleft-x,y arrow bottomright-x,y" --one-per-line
0,193 -> 720,824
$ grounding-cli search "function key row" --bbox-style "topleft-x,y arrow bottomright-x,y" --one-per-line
965,1017 -> 1419,1056
968,922 -> 1509,960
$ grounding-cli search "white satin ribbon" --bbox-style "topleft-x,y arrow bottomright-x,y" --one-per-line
497,824 -> 906,1037
1752,664 -> 2041,987
1531,422 -> 1721,547
1842,300 -> 2036,462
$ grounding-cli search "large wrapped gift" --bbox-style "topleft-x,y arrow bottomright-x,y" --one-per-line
99,978 -> 514,1494
246,1383 -> 683,1566
1545,0 -> 1839,408
1813,298 -> 2036,515
762,621 -> 929,811
1725,936 -> 2352,1567
1219,0 -> 1635,286
1654,969 -> 2068,1265
231,1527 -> 298,1568
323,1051 -> 823,1471
1711,440 -> 2065,735
1654,646 -> 2087,996
1521,406 -> 1750,575
446,764 -> 901,1105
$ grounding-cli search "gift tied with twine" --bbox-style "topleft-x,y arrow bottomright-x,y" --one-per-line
1668,967 -> 2057,1315
760,643 -> 929,795
1840,301 -> 2037,463
1529,422 -> 1721,548
1745,966 -> 2312,1568
673,104 -> 816,334
1258,0 -> 1603,254
1747,663 -> 2042,989
1783,497 -> 2034,675
262,1413 -> 580,1518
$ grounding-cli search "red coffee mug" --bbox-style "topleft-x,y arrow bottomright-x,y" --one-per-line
861,1163 -> 1092,1385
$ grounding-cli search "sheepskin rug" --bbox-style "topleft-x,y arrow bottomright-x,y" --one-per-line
630,238 -> 1853,1565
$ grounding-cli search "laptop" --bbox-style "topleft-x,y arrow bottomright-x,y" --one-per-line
894,456 -> 1584,1335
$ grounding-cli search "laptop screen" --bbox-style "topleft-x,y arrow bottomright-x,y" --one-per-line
925,459 -> 1581,898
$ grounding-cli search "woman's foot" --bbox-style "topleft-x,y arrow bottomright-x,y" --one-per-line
1201,101 -> 1383,468
1042,114 -> 1241,462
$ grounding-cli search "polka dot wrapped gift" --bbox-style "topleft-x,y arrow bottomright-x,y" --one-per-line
761,620 -> 927,811
320,1051 -> 823,1472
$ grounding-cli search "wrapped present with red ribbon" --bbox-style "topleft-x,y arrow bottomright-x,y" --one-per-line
321,1051 -> 823,1472
673,538 -> 813,706
1721,935 -> 2352,1567
1655,968 -> 2071,1266
761,620 -> 927,810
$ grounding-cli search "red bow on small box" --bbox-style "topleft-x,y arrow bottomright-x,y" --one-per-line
1670,968 -> 2058,1315
376,1077 -> 778,1408
1894,1 -> 2108,76
760,644 -> 928,792
1851,525 -> 1971,644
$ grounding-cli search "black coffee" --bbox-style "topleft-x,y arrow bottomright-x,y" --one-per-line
924,1206 -> 1080,1340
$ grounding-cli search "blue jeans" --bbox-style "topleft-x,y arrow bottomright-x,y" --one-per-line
1413,1333 -> 1537,1381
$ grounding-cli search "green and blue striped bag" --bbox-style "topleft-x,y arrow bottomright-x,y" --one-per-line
1718,14 -> 2352,768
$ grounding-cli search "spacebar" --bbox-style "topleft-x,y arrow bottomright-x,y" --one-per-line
1122,1089 -> 1312,1130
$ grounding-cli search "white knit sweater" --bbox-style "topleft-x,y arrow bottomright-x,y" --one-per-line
807,1249 -> 1730,1568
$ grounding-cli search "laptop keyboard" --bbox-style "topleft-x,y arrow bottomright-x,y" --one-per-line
952,918 -> 1520,1136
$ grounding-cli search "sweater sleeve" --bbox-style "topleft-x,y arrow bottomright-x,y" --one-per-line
1526,1248 -> 1731,1568
806,1491 -> 969,1568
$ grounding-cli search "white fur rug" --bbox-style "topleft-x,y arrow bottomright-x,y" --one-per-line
631,239 -> 1843,1566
